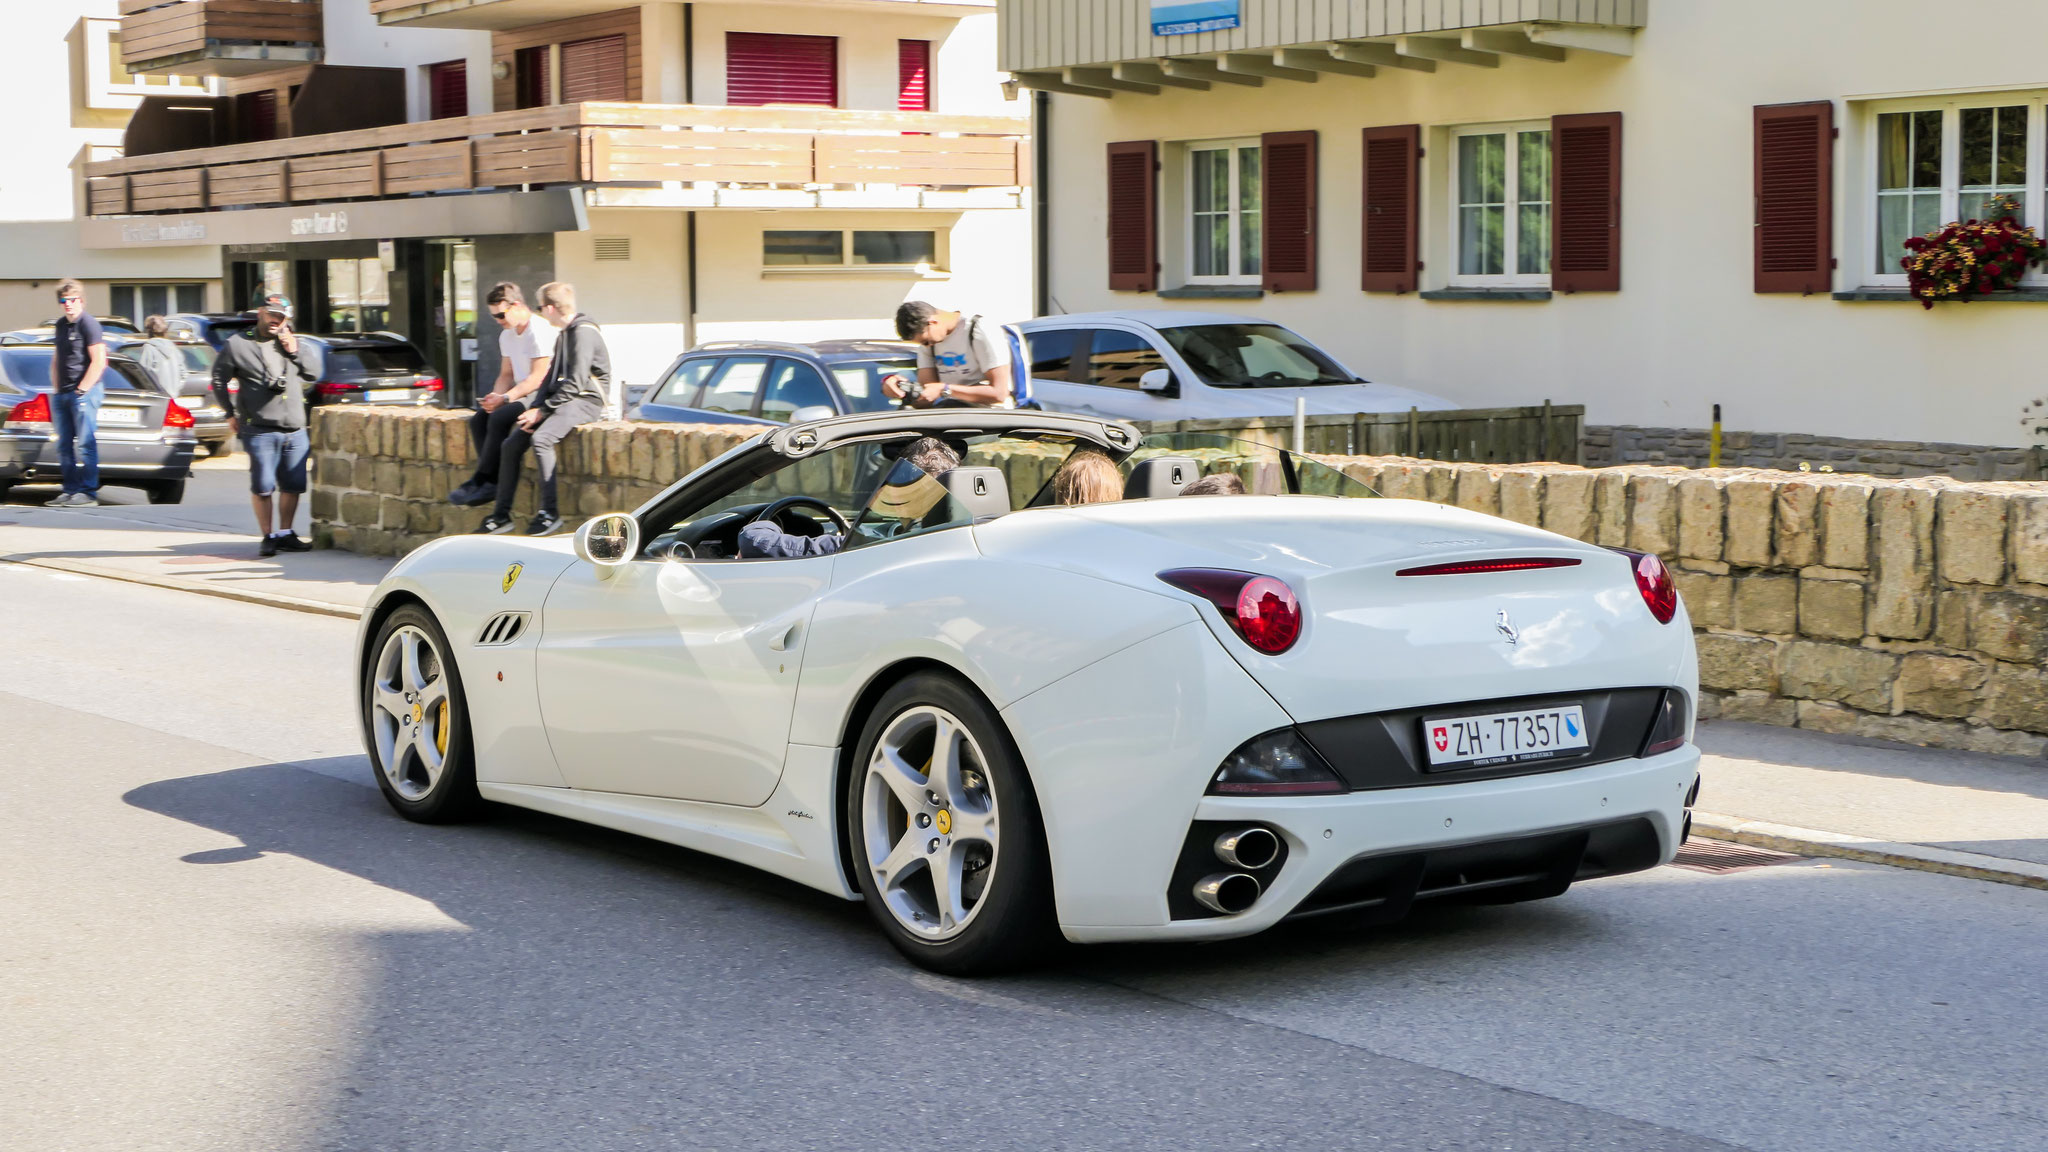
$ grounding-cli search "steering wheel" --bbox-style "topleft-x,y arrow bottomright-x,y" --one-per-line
751,495 -> 852,535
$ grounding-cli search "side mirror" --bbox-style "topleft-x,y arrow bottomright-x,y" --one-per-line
788,404 -> 836,424
1138,368 -> 1179,396
574,513 -> 640,579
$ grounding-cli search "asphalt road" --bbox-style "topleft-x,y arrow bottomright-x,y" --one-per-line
2,451 -> 308,538
3,565 -> 2045,1152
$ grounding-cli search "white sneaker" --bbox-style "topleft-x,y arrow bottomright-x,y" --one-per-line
42,493 -> 72,507
68,492 -> 99,507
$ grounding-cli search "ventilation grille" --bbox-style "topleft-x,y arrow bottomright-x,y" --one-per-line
1669,839 -> 1806,875
476,611 -> 531,646
593,236 -> 632,261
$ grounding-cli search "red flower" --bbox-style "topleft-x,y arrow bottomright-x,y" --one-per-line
1988,262 -> 2005,276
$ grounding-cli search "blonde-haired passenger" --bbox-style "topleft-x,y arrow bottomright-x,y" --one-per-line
1050,446 -> 1123,505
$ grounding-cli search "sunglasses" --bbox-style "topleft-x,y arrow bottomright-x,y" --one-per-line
57,295 -> 81,304
490,309 -> 511,320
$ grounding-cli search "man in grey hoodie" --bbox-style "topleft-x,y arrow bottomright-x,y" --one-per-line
212,293 -> 321,557
477,281 -> 608,536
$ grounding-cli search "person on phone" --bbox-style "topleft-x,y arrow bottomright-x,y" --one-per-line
881,301 -> 1015,409
212,293 -> 321,557
47,279 -> 107,507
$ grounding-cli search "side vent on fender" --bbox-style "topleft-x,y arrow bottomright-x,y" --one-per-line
476,611 -> 531,646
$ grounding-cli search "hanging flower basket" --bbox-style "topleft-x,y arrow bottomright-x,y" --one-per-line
1902,195 -> 2048,309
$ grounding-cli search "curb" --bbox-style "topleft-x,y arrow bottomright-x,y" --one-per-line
1692,811 -> 2048,891
1,555 -> 365,620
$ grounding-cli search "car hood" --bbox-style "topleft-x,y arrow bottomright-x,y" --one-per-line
1188,381 -> 1461,415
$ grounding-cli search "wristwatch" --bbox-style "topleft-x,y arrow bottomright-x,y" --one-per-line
939,383 -> 953,402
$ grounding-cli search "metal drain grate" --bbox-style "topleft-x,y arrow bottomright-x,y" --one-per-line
1669,839 -> 1807,874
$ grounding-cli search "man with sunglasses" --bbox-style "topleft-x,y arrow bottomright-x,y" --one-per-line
46,279 -> 107,506
449,282 -> 553,508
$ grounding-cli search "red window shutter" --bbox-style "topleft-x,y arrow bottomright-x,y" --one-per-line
898,40 -> 931,112
427,60 -> 467,120
1107,140 -> 1158,292
1755,101 -> 1834,294
1552,112 -> 1624,293
561,35 -> 628,104
1360,124 -> 1419,293
1260,130 -> 1317,292
726,33 -> 839,107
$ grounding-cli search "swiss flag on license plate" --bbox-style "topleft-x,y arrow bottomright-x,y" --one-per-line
1431,725 -> 1449,752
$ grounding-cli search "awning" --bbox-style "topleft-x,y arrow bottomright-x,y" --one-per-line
78,188 -> 587,250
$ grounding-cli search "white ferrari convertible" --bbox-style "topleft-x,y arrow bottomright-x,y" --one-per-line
356,409 -> 1701,973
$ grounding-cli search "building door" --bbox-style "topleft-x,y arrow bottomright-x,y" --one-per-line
424,240 -> 477,404
514,46 -> 549,109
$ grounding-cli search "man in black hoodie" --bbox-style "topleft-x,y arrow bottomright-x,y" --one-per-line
477,281 -> 608,536
212,293 -> 321,557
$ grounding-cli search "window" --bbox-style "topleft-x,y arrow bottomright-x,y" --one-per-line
1025,329 -> 1080,381
1160,323 -> 1354,388
515,46 -> 550,109
1451,123 -> 1551,286
763,230 -> 940,270
561,35 -> 628,103
759,360 -> 836,422
426,60 -> 468,120
726,33 -> 837,107
1083,330 -> 1168,390
828,359 -> 917,413
1871,100 -> 2041,280
1187,139 -> 1261,283
700,357 -> 769,415
652,358 -> 719,407
109,284 -> 206,326
325,259 -> 391,333
898,40 -> 931,112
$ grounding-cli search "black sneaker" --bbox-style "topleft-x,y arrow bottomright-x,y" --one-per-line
526,512 -> 564,536
477,514 -> 516,534
274,532 -> 312,553
449,480 -> 497,507
259,535 -> 280,558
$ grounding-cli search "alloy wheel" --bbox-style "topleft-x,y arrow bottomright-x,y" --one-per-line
369,624 -> 453,801
860,705 -> 1001,941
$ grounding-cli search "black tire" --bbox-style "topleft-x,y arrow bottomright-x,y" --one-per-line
206,439 -> 233,458
363,604 -> 481,822
145,478 -> 186,504
844,672 -> 1056,975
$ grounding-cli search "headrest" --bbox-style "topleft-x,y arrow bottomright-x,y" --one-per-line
1123,456 -> 1200,499
933,466 -> 1010,524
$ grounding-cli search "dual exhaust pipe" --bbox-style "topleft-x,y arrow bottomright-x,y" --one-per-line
1193,827 -> 1280,915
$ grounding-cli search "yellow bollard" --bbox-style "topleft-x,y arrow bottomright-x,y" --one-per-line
1709,403 -> 1723,469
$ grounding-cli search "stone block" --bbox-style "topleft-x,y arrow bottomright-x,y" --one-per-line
1775,482 -> 1821,567
1779,641 -> 1898,713
1723,479 -> 1776,567
373,460 -> 403,497
1453,467 -> 1501,516
1972,591 -> 2048,663
1936,488 -> 2007,585
446,418 -> 472,468
326,525 -> 353,552
630,433 -> 656,482
1696,691 -> 1724,721
1980,662 -> 2048,731
1628,473 -> 1682,556
1719,693 -> 1796,726
340,492 -> 381,527
1734,573 -> 1798,634
1677,476 -> 1725,562
1795,700 -> 1861,734
1341,461 -> 1384,494
1868,485 -> 1935,639
378,495 -> 409,531
1958,724 -> 2048,757
1424,463 -> 1460,505
406,501 -> 443,535
317,454 -> 353,489
1499,472 -> 1544,526
1898,654 -> 1987,720
1819,481 -> 1871,569
1797,577 -> 1865,641
1934,589 -> 1971,649
1378,463 -> 1431,502
309,489 -> 338,520
1696,632 -> 1777,693
400,463 -> 437,500
580,484 -> 615,516
1852,713 -> 1968,750
2009,493 -> 2048,586
1542,471 -> 1596,542
401,417 -> 424,462
1594,471 -> 1630,547
1674,570 -> 1733,629
604,425 -> 635,479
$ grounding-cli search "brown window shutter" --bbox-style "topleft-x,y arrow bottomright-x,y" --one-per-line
1360,124 -> 1419,293
561,35 -> 628,103
726,33 -> 839,107
1755,101 -> 1834,294
1261,130 -> 1317,292
1107,140 -> 1158,292
1551,112 -> 1623,292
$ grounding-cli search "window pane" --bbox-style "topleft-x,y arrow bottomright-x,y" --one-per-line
1518,203 -> 1550,276
176,284 -> 204,313
1998,105 -> 2029,185
358,259 -> 390,332
654,358 -> 717,406
1191,149 -> 1224,213
1025,328 -> 1078,380
328,260 -> 360,331
1912,109 -> 1943,188
1962,107 -> 1993,188
1460,207 -> 1505,276
830,359 -> 915,413
1193,213 -> 1227,277
1085,330 -> 1167,390
1517,130 -> 1551,276
759,360 -> 837,421
1458,134 -> 1508,277
110,286 -> 135,326
763,230 -> 843,266
702,356 -> 768,414
1458,133 -> 1507,206
851,230 -> 935,265
1878,113 -> 1912,190
1238,145 -> 1261,276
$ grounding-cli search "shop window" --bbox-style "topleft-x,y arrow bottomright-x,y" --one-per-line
109,284 -> 207,326
763,230 -> 939,269
326,259 -> 392,333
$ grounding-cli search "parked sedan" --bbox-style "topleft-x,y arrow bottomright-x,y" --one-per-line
164,312 -> 257,350
0,344 -> 197,503
300,333 -> 445,407
1019,311 -> 1456,422
106,336 -> 232,456
632,340 -> 918,426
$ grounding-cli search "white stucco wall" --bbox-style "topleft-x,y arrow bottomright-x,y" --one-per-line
1037,0 -> 2048,447
554,209 -> 691,391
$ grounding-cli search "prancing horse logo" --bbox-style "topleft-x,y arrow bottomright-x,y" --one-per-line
502,562 -> 523,594
1495,609 -> 1519,645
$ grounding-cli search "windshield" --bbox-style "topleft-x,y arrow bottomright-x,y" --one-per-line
178,344 -> 215,371
0,349 -> 55,394
1158,324 -> 1357,388
829,358 -> 920,414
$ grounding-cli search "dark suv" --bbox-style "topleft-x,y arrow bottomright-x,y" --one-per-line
631,339 -> 919,426
300,333 -> 445,407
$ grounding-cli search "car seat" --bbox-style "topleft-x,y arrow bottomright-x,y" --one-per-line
929,466 -> 1011,525
1122,456 -> 1201,499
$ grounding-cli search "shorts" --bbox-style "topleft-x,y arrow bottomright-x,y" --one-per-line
242,427 -> 310,496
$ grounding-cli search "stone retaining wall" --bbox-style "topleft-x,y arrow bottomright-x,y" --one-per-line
313,407 -> 2048,759
1584,425 -> 2047,481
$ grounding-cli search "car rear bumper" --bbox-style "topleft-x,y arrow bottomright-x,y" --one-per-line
0,429 -> 196,483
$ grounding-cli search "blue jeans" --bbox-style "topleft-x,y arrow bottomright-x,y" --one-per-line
50,384 -> 104,496
242,428 -> 310,496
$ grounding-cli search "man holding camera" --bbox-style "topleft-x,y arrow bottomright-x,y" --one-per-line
212,293 -> 321,557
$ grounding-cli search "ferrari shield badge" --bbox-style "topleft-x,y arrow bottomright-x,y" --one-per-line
502,562 -> 523,594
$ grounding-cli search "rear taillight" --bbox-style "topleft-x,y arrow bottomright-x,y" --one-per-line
1642,689 -> 1689,756
421,377 -> 445,391
164,400 -> 194,428
1613,549 -> 1679,624
6,393 -> 52,430
317,382 -> 358,396
1159,568 -> 1303,654
1397,557 -> 1584,577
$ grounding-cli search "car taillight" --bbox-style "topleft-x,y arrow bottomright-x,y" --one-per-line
1612,549 -> 1679,624
1641,689 -> 1689,757
1208,729 -> 1347,795
318,382 -> 359,396
164,400 -> 194,428
1159,568 -> 1304,654
421,377 -> 444,391
6,393 -> 52,430
1396,557 -> 1584,577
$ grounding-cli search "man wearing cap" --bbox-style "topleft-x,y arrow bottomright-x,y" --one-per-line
212,293 -> 321,557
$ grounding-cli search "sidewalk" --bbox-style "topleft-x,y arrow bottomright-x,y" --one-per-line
5,462 -> 2044,892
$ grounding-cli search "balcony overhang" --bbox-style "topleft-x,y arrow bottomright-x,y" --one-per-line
372,0 -> 991,30
121,0 -> 324,78
996,0 -> 1642,98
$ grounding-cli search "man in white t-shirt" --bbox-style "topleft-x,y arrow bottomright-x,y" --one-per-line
882,300 -> 1014,408
451,282 -> 555,507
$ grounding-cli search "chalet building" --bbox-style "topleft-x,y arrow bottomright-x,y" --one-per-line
82,0 -> 1028,397
1002,0 -> 2048,454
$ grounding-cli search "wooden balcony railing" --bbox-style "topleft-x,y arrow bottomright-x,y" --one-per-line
370,0 -> 991,30
83,103 -> 1030,216
120,0 -> 324,76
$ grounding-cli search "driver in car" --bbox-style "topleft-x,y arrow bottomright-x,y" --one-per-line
737,436 -> 962,559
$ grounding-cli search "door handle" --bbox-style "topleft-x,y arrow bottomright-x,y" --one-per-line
768,621 -> 801,652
